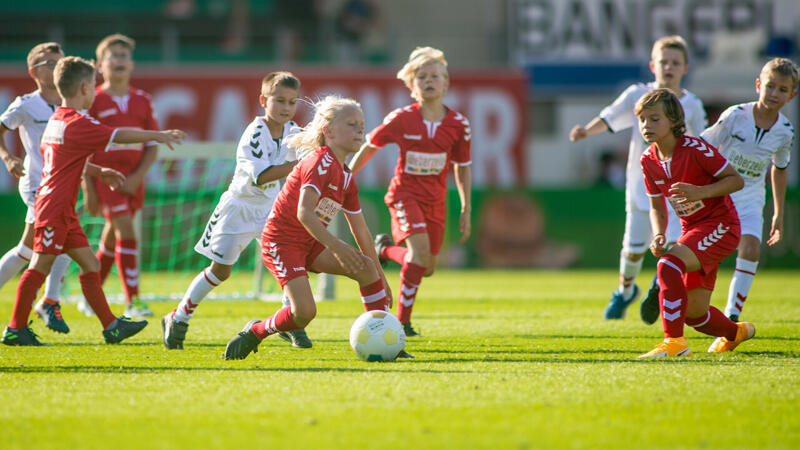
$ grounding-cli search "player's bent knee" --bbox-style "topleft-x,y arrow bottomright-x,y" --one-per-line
423,266 -> 435,277
625,251 -> 645,261
79,258 -> 101,274
292,304 -> 317,327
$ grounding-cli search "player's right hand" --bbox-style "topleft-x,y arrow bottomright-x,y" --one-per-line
569,125 -> 587,142
650,234 -> 666,257
99,167 -> 126,191
2,154 -> 25,178
158,129 -> 187,150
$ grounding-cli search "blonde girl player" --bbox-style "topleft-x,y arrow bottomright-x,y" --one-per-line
224,95 -> 399,360
0,42 -> 73,334
161,72 -> 301,350
636,89 -> 749,358
569,36 -> 707,323
700,58 -> 796,337
348,46 -> 472,337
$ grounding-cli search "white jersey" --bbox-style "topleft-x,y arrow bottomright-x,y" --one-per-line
600,82 -> 707,211
0,90 -> 57,194
701,102 -> 793,206
213,117 -> 298,234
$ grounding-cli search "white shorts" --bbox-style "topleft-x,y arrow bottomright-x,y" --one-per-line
19,188 -> 36,224
623,200 -> 681,254
193,192 -> 271,265
732,197 -> 764,241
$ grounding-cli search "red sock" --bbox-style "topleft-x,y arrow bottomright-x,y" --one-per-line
79,272 -> 116,328
10,269 -> 46,329
657,254 -> 687,338
251,306 -> 299,340
686,306 -> 739,340
383,245 -> 408,265
360,279 -> 389,312
397,261 -> 426,324
97,245 -> 115,284
115,239 -> 139,304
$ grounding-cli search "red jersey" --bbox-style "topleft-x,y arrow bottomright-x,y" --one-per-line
368,103 -> 471,206
88,86 -> 158,174
641,135 -> 737,228
263,146 -> 361,248
36,107 -> 116,226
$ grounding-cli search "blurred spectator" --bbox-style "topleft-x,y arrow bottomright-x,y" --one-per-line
164,0 -> 196,19
334,0 -> 386,64
595,150 -> 625,189
275,0 -> 323,62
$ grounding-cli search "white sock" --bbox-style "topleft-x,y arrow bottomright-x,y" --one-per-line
281,292 -> 291,307
618,252 -> 643,298
0,243 -> 32,289
726,258 -> 758,318
43,254 -> 71,300
173,267 -> 222,323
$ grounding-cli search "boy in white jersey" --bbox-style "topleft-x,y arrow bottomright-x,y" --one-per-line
0,42 -> 73,334
569,35 -> 707,323
162,72 -> 302,350
700,58 -> 796,342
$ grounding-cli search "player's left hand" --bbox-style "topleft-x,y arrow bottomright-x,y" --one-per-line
157,129 -> 187,150
2,154 -> 25,178
669,182 -> 702,203
767,216 -> 783,246
99,168 -> 126,191
459,209 -> 471,244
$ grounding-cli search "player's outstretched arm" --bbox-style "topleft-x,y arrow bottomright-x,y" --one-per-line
454,163 -> 472,244
256,160 -> 298,185
114,129 -> 186,150
0,126 -> 24,178
348,142 -> 379,174
768,166 -> 788,246
648,197 -> 668,257
345,211 -> 393,308
569,117 -> 609,142
297,186 -> 365,275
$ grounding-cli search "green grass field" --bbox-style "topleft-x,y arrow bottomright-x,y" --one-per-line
1,269 -> 799,449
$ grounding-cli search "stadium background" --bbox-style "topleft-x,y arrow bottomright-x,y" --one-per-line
0,0 -> 797,272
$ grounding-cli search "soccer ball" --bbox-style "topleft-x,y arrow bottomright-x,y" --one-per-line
349,310 -> 406,362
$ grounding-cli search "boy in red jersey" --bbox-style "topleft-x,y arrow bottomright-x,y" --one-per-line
83,34 -> 159,318
349,46 -> 472,337
1,56 -> 184,346
635,89 -> 750,358
224,96 -> 399,360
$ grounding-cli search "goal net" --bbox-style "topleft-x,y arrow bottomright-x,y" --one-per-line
63,142 -> 336,304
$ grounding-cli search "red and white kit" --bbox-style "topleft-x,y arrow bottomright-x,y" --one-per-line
88,87 -> 158,219
368,103 -> 471,254
641,135 -> 741,289
261,146 -> 361,286
35,107 -> 118,254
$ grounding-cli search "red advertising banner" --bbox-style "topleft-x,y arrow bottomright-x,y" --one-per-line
0,67 -> 527,190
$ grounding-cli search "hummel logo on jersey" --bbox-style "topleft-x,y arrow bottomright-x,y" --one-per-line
318,153 -> 334,176
683,137 -> 714,157
655,180 -> 665,185
732,133 -> 745,142
328,184 -> 338,191
697,223 -> 730,251
403,134 -> 422,140
211,250 -> 224,258
293,267 -> 305,272
42,228 -> 55,247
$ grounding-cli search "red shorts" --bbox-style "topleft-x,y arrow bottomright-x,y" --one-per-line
386,198 -> 445,255
33,215 -> 90,254
261,239 -> 327,287
680,218 -> 740,290
95,178 -> 143,220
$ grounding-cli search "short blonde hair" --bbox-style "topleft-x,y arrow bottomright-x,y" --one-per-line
761,57 -> 799,90
261,71 -> 301,97
27,42 -> 63,68
396,46 -> 448,100
635,88 -> 686,137
285,95 -> 362,159
652,35 -> 689,65
54,56 -> 96,98
96,33 -> 135,62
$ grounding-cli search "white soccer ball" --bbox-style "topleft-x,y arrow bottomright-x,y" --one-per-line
349,310 -> 406,362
